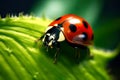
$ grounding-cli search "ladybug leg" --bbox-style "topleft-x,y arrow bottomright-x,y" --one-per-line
86,47 -> 93,59
74,47 -> 80,63
52,41 -> 60,64
53,48 -> 60,64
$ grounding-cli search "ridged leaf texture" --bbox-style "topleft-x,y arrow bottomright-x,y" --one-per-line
0,15 -> 117,80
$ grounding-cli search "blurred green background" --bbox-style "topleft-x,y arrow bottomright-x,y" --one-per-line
0,0 -> 119,50
32,0 -> 120,50
0,0 -> 120,79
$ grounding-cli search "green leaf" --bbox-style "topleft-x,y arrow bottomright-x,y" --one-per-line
0,16 -> 118,80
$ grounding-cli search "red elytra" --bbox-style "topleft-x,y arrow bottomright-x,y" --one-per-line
48,14 -> 94,46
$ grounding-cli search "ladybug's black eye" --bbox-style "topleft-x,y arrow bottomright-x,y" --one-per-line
55,17 -> 62,21
69,24 -> 77,32
82,20 -> 88,28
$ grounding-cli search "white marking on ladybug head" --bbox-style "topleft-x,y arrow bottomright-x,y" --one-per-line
46,33 -> 50,36
49,34 -> 55,40
69,19 -> 80,24
42,33 -> 50,42
48,40 -> 53,46
57,31 -> 65,42
47,34 -> 55,47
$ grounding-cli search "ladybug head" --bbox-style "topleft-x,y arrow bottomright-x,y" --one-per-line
41,26 -> 65,48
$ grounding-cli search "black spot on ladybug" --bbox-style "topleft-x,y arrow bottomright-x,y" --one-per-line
82,20 -> 88,28
82,32 -> 88,41
55,17 -> 62,21
91,34 -> 94,40
69,24 -> 77,32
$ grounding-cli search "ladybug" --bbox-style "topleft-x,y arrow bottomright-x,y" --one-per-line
37,14 -> 94,63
